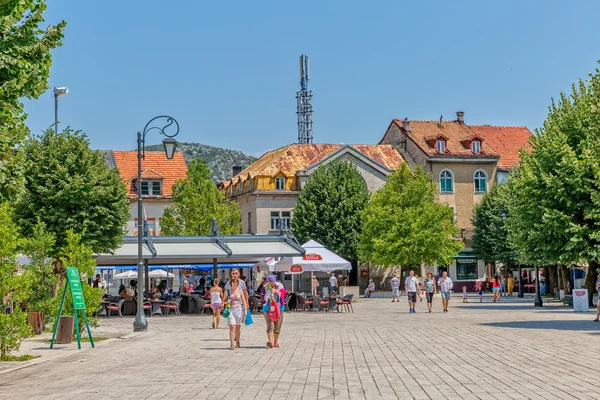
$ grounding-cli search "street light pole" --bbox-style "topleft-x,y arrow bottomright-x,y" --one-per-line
534,265 -> 543,307
133,116 -> 179,333
53,87 -> 69,134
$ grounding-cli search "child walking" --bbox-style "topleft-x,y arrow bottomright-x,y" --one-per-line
478,285 -> 484,302
462,286 -> 468,303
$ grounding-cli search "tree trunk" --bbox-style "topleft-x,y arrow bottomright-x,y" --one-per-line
585,261 -> 599,307
556,265 -> 561,291
560,265 -> 570,295
55,316 -> 74,344
544,266 -> 552,297
27,312 -> 44,335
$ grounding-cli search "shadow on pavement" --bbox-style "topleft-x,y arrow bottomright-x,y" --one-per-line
480,320 -> 600,331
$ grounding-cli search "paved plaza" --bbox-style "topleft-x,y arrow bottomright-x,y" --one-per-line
0,295 -> 599,400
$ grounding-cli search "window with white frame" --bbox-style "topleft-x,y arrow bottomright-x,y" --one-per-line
436,139 -> 446,153
281,211 -> 291,230
247,212 -> 252,234
439,170 -> 453,193
141,180 -> 162,195
270,211 -> 291,231
270,211 -> 280,230
471,140 -> 481,154
275,177 -> 286,190
474,170 -> 487,193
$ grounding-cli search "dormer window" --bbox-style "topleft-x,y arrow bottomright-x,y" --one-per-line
275,177 -> 286,190
436,139 -> 446,153
238,183 -> 243,196
141,180 -> 161,196
249,179 -> 253,192
471,140 -> 481,154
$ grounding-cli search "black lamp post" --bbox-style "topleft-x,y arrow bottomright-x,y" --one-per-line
133,116 -> 179,332
534,265 -> 543,307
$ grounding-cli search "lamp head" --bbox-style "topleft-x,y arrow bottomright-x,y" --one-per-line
53,87 -> 69,98
162,137 -> 177,160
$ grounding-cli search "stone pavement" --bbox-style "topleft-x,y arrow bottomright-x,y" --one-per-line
0,294 -> 599,400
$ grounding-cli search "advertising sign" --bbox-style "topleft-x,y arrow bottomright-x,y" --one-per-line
573,289 -> 589,312
302,253 -> 322,261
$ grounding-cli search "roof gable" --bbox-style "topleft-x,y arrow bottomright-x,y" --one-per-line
112,151 -> 188,197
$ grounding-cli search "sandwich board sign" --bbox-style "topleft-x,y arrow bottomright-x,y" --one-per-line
573,289 -> 589,312
50,267 -> 95,349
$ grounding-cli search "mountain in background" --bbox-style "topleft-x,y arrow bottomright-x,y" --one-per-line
145,142 -> 257,183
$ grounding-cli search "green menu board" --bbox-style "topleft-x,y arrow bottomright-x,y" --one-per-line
66,267 -> 86,310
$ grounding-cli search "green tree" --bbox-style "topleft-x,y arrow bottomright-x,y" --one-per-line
506,69 -> 600,305
472,183 -> 518,267
0,1 -> 66,201
161,158 -> 242,235
15,128 -> 130,255
61,230 -> 103,338
0,203 -> 32,360
292,160 -> 370,260
359,164 -> 462,269
21,220 -> 58,326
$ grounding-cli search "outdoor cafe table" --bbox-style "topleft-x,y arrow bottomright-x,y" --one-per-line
150,300 -> 163,316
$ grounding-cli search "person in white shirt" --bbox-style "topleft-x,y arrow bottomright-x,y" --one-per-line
329,273 -> 338,295
405,270 -> 420,313
390,273 -> 400,303
438,271 -> 453,313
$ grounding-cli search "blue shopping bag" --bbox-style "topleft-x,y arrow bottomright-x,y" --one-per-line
245,310 -> 253,325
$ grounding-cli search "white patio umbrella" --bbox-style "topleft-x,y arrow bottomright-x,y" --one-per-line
274,240 -> 352,292
148,269 -> 175,278
114,270 -> 138,279
254,257 -> 278,272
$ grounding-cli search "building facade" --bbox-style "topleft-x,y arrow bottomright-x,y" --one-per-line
222,144 -> 405,235
104,151 -> 188,236
379,112 -> 531,288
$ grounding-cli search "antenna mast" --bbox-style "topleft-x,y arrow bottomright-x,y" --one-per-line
296,55 -> 313,144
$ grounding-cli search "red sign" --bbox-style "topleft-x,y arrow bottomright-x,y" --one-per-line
290,265 -> 303,273
302,253 -> 322,261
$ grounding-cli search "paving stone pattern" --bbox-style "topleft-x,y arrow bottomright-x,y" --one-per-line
0,295 -> 599,400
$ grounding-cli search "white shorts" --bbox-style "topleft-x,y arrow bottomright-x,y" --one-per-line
227,307 -> 243,326
392,288 -> 400,297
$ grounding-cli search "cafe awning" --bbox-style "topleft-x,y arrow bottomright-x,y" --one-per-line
94,235 -> 305,266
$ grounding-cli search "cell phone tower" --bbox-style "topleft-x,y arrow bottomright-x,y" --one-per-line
296,55 -> 313,144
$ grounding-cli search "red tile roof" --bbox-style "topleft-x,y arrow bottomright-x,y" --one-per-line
469,125 -> 532,169
391,119 -> 499,158
223,144 -> 404,186
112,151 -> 188,198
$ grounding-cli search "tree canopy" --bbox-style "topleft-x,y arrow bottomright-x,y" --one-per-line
472,183 -> 518,265
358,164 -> 462,267
0,0 -> 66,200
14,128 -> 130,255
292,160 -> 370,260
161,158 -> 242,236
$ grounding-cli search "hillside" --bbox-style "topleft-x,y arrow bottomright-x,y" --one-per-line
145,142 -> 256,183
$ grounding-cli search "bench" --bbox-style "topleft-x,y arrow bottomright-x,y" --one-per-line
364,290 -> 392,298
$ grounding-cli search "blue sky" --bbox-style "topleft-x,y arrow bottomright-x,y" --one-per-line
24,0 -> 600,156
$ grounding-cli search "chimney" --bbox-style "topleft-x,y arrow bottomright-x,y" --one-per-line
232,165 -> 243,177
456,111 -> 465,123
402,117 -> 410,134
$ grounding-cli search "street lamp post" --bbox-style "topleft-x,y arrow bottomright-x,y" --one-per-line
534,265 -> 543,307
53,87 -> 69,134
133,116 -> 179,332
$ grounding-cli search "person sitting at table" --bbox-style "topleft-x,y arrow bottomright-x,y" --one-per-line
119,287 -> 131,300
364,279 -> 375,298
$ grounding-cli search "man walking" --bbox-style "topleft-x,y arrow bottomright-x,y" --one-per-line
329,273 -> 338,295
405,270 -> 420,313
391,273 -> 400,303
438,271 -> 453,313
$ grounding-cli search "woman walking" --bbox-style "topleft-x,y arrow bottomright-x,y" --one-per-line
262,275 -> 285,348
210,278 -> 224,329
492,275 -> 501,303
223,270 -> 248,350
422,272 -> 437,313
507,274 -> 514,296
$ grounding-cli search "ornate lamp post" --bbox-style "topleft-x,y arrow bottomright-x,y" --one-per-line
133,116 -> 179,332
